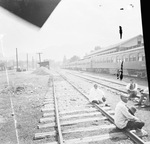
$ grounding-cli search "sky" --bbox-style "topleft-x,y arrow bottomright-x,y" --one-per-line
0,0 -> 143,62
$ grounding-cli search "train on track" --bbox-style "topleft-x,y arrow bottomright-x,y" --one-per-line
63,34 -> 147,78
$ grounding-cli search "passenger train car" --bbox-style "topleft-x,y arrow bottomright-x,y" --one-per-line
64,35 -> 147,78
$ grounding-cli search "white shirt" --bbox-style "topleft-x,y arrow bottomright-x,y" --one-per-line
114,101 -> 138,129
126,83 -> 138,91
88,87 -> 105,102
143,87 -> 149,94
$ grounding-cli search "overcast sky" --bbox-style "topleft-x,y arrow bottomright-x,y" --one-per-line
0,0 -> 143,62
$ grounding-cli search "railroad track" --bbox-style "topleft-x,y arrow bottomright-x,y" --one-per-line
33,71 -> 149,144
63,70 -> 145,97
66,70 -> 126,86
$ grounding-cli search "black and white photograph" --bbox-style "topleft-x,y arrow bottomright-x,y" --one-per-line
0,0 -> 150,144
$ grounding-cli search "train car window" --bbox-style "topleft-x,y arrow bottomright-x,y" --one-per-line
129,55 -> 133,61
102,58 -> 104,63
137,36 -> 142,45
120,58 -> 122,62
122,55 -> 126,62
133,56 -> 136,61
100,58 -> 103,63
129,54 -> 136,61
97,58 -> 99,63
138,53 -> 145,61
113,57 -> 116,63
102,58 -> 105,62
98,58 -> 101,63
116,56 -> 122,63
111,57 -> 113,63
142,54 -> 145,61
106,58 -> 109,63
108,57 -> 110,63
125,57 -> 128,62
97,57 -> 99,63
116,56 -> 119,63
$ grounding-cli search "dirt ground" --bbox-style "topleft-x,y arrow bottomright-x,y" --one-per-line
0,69 -> 150,144
0,70 -> 50,144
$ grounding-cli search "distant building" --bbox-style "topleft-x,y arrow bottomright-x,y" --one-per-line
38,61 -> 50,69
94,46 -> 101,51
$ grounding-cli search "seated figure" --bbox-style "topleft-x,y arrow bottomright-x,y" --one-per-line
114,93 -> 145,133
126,79 -> 138,100
135,87 -> 150,107
89,84 -> 109,106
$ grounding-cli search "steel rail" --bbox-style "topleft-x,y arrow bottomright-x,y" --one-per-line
59,73 -> 147,144
66,70 -> 126,86
52,78 -> 64,144
65,71 -> 128,94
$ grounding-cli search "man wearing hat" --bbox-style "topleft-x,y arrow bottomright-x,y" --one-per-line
114,93 -> 145,131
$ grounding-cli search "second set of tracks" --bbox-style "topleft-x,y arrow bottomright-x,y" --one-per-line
33,71 -> 149,144
64,70 -> 147,97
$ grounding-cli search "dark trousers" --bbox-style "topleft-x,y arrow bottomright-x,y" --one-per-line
117,73 -> 119,79
127,90 -> 138,99
124,120 -> 145,130
92,100 -> 103,104
120,73 -> 123,80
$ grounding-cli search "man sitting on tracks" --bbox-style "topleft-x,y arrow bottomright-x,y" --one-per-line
135,87 -> 150,108
114,93 -> 145,134
126,79 -> 138,100
88,84 -> 109,106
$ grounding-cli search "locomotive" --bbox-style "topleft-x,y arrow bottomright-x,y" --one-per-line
64,34 -> 147,78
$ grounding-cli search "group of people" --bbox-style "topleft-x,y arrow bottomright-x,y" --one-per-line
88,79 -> 149,135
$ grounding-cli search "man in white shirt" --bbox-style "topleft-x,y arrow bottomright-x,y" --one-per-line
114,93 -> 145,131
126,79 -> 138,100
89,84 -> 108,106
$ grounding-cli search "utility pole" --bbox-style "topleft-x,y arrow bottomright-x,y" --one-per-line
16,48 -> 18,71
27,53 -> 28,71
32,56 -> 34,69
37,52 -> 42,63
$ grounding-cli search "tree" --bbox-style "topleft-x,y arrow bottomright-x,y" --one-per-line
63,55 -> 67,64
0,60 -> 6,71
69,55 -> 80,62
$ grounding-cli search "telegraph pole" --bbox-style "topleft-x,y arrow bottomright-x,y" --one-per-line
26,53 -> 28,71
37,52 -> 42,63
32,56 -> 34,69
16,48 -> 18,71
